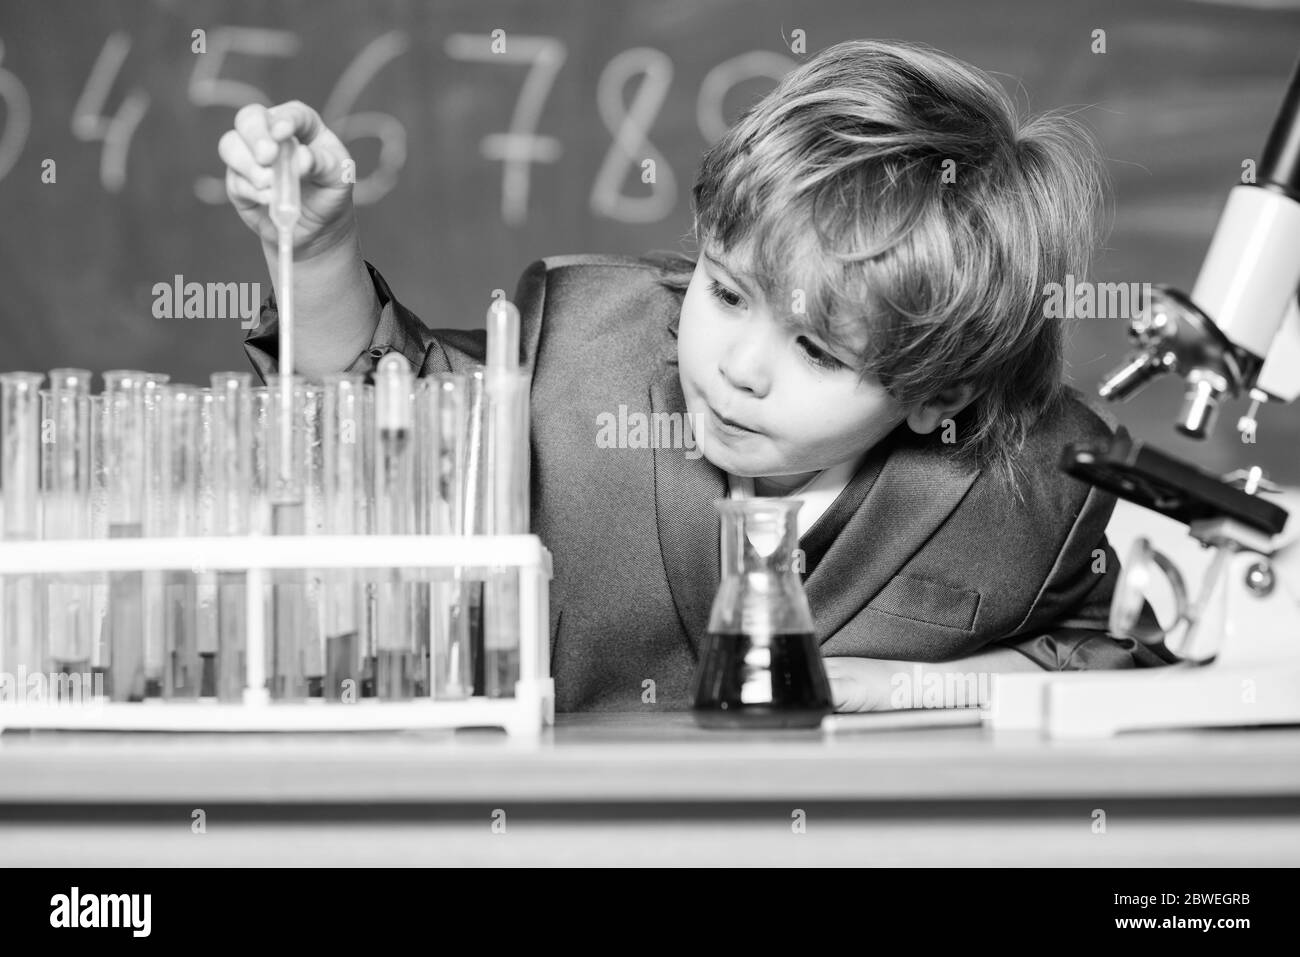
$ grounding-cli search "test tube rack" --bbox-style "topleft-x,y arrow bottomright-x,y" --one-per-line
0,533 -> 555,738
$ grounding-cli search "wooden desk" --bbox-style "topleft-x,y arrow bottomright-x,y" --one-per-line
1,713 -> 1297,865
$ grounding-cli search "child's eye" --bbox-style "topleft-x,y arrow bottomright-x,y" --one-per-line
707,279 -> 744,310
797,336 -> 844,371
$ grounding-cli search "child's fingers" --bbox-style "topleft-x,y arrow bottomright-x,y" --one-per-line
829,676 -> 868,712
823,658 -> 884,712
295,140 -> 345,188
233,103 -> 276,166
218,129 -> 272,190
230,103 -> 346,195
225,166 -> 270,209
266,100 -> 326,145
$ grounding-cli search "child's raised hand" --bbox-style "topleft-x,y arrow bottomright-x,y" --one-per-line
219,100 -> 356,259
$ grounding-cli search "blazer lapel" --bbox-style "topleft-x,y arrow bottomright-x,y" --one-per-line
650,366 -> 724,661
805,433 -> 982,644
797,444 -> 891,578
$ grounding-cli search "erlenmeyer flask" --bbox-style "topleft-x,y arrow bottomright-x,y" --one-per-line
692,498 -> 832,729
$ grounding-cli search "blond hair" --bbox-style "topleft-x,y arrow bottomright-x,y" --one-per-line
659,39 -> 1107,495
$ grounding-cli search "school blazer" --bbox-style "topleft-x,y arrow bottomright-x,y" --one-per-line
246,253 -> 1177,712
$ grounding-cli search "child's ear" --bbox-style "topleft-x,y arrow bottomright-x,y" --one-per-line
904,383 -> 979,435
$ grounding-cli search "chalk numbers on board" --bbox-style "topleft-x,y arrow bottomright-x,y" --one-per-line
0,38 -> 32,185
71,31 -> 151,193
320,31 -> 410,207
445,33 -> 567,226
0,29 -> 796,222
189,27 -> 300,204
446,34 -> 795,224
591,47 -> 675,224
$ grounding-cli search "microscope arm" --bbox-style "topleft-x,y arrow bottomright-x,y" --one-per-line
1254,294 -> 1300,404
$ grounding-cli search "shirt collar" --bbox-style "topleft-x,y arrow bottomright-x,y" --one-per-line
726,454 -> 865,541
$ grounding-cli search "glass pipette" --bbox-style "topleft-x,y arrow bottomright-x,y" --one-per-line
268,139 -> 309,700
270,137 -> 300,506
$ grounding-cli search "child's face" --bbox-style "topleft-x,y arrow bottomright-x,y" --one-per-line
677,246 -> 909,480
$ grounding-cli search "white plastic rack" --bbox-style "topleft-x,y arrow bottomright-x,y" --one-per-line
0,534 -> 554,738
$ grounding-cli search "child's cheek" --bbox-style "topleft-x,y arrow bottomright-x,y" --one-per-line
677,308 -> 714,385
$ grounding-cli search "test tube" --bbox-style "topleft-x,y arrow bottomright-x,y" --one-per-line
427,373 -> 472,699
1,372 -> 47,679
267,374 -> 309,701
412,378 -> 436,696
484,299 -> 529,698
374,354 -> 417,699
141,372 -> 170,698
486,303 -> 529,536
194,388 -> 222,696
211,372 -> 252,702
359,382 -> 377,696
248,385 -> 272,698
87,392 -> 108,689
101,370 -> 149,701
302,382 -> 327,697
249,386 -> 272,536
322,373 -> 366,702
42,369 -> 93,689
161,385 -> 201,699
463,368 -> 487,694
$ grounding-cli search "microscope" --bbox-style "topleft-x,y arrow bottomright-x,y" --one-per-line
993,58 -> 1300,737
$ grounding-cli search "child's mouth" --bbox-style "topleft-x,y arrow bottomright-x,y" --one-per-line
708,404 -> 760,436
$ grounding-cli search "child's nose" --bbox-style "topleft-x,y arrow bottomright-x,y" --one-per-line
718,336 -> 771,397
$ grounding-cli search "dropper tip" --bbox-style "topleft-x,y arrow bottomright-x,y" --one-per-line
486,298 -> 521,371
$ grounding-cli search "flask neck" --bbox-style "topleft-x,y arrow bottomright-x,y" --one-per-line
717,501 -> 803,577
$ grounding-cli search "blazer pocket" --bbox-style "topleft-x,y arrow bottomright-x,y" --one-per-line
866,575 -> 981,632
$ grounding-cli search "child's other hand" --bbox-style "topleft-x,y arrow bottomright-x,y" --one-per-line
219,100 -> 357,259
824,657 -> 897,712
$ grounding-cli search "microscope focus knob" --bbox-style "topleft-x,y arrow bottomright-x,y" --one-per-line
1244,560 -> 1276,597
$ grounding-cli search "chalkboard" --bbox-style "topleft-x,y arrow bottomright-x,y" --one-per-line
1,0 -> 1298,483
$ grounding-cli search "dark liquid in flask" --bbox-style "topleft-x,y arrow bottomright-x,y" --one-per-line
692,631 -> 832,730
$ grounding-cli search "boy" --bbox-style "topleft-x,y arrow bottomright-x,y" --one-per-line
222,39 -> 1177,713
